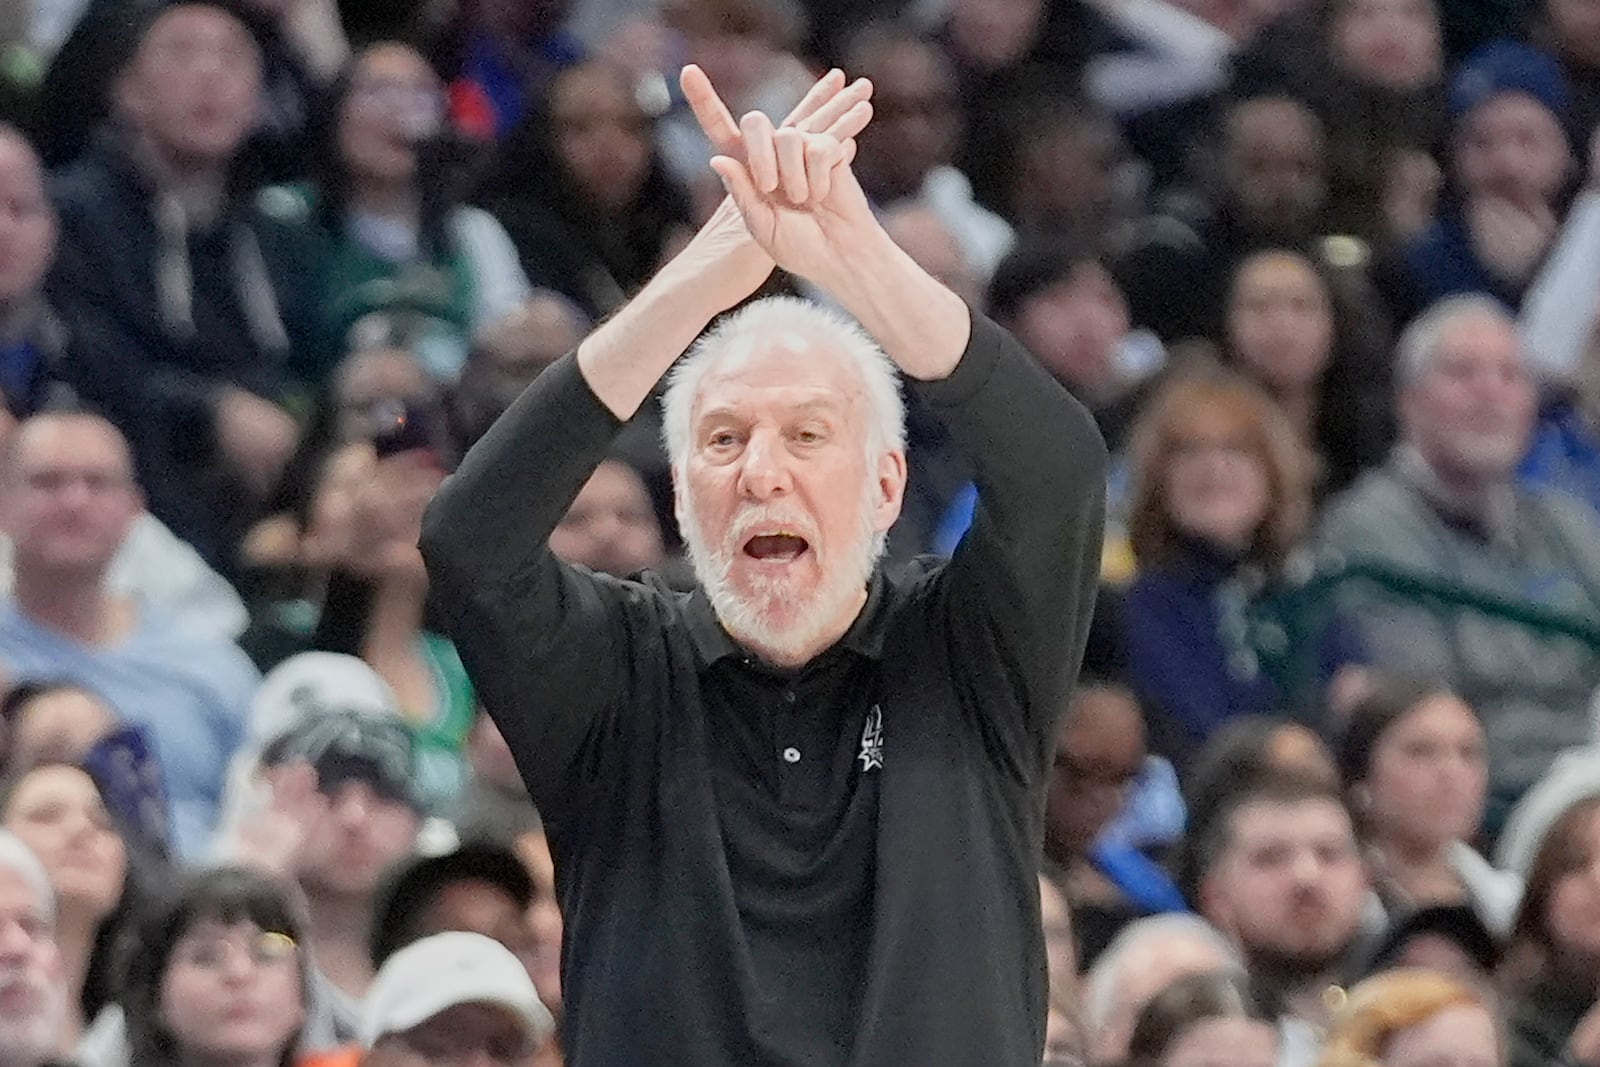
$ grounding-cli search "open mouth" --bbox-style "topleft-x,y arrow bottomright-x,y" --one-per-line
742,532 -> 810,563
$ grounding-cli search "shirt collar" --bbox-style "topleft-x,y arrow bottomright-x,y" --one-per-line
684,568 -> 892,668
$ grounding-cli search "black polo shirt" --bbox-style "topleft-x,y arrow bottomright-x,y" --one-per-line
421,309 -> 1107,1067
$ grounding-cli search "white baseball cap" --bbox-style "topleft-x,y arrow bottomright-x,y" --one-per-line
360,932 -> 554,1050
249,652 -> 401,747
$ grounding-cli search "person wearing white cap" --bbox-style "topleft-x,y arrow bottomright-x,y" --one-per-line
361,933 -> 554,1067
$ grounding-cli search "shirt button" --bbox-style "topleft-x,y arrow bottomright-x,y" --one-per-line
782,747 -> 801,764
783,690 -> 797,704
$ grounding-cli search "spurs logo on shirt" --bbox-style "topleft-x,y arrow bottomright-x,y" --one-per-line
858,704 -> 884,772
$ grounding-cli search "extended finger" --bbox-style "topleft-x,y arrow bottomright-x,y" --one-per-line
681,65 -> 743,158
740,111 -> 780,194
774,127 -> 810,203
799,77 -> 873,135
824,98 -> 874,145
780,67 -> 846,128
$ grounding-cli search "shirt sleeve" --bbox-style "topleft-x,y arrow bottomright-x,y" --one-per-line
418,354 -> 639,820
914,309 -> 1108,782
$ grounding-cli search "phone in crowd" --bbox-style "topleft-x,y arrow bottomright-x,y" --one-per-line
370,400 -> 438,460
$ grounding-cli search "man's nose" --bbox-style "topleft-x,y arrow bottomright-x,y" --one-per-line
735,431 -> 793,500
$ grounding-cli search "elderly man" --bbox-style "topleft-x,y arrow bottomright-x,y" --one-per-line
0,831 -> 67,1067
1320,295 -> 1600,822
420,64 -> 1107,1067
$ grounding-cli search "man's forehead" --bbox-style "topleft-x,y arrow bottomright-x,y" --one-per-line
15,420 -> 130,471
1232,796 -> 1351,840
694,339 -> 863,417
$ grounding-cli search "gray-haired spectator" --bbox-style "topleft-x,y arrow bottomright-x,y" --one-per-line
1082,913 -> 1242,1064
1320,295 -> 1600,826
0,830 -> 66,1067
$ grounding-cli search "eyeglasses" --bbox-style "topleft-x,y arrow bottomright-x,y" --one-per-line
171,930 -> 299,971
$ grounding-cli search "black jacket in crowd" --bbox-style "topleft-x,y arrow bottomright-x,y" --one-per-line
420,308 -> 1108,1066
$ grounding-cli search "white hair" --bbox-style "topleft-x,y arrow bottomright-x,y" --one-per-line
0,832 -> 53,926
1395,294 -> 1518,386
1082,914 -> 1242,1036
660,296 -> 907,475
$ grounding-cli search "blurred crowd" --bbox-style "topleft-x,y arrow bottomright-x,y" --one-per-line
2,0 -> 1600,1064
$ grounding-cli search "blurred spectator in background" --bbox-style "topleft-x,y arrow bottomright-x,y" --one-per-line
0,414 -> 258,858
1232,0 -> 1446,244
0,126 -> 69,425
450,712 -> 537,848
358,932 -> 554,1067
479,60 -> 692,322
270,41 -> 531,383
1495,763 -> 1600,1067
431,0 -> 583,141
1045,682 -> 1185,965
1533,0 -> 1600,137
47,3 -> 321,572
36,0 -> 329,180
1122,374 -> 1366,767
1117,94 -> 1330,345
987,242 -> 1166,462
978,92 -> 1134,257
0,831 -> 69,1067
0,762 -> 136,1052
1316,967 -> 1503,1067
1320,296 -> 1600,827
1192,775 -> 1371,1065
113,867 -> 308,1067
547,459 -> 666,578
452,291 -> 587,449
1336,676 -> 1519,932
1392,41 -> 1577,320
1521,306 -> 1600,517
1358,901 -> 1502,988
367,842 -> 535,977
1081,913 -> 1242,1064
1222,249 -> 1394,494
1125,970 -> 1279,1067
843,26 -> 1013,278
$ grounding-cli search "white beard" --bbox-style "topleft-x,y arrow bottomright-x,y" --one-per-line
680,477 -> 884,665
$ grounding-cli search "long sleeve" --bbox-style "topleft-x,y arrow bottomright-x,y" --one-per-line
419,353 -> 633,818
1519,189 -> 1600,383
919,310 -> 1108,778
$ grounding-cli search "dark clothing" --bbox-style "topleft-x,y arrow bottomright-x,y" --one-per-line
47,133 -> 319,572
1397,209 -> 1527,319
1506,975 -> 1591,1067
420,310 -> 1107,1067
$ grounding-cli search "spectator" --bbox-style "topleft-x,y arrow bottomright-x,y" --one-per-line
367,841 -> 535,975
116,867 -> 308,1067
1319,296 -> 1600,826
547,459 -> 666,579
1122,374 -> 1366,767
1317,968 -> 1502,1067
452,291 -> 587,450
1359,902 -> 1502,989
231,709 -> 423,1030
842,26 -> 1012,278
1497,774 -> 1600,1067
1044,683 -> 1185,966
47,2 -> 319,571
0,830 -> 68,1067
1081,913 -> 1243,1064
0,762 -> 134,1050
1126,971 -> 1279,1067
36,0 -> 328,179
1392,41 -> 1577,319
359,932 -> 554,1067
1117,94 -> 1329,345
479,60 -> 695,323
1231,0 -> 1446,243
0,413 -> 260,857
1336,676 -> 1520,932
1534,0 -> 1600,137
880,204 -> 984,310
429,0 -> 583,141
1192,775 -> 1372,1065
987,242 -> 1166,461
0,125 -> 68,424
0,683 -> 119,770
1222,249 -> 1393,494
271,41 -> 531,383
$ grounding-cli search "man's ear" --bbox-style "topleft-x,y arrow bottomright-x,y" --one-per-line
872,450 -> 908,534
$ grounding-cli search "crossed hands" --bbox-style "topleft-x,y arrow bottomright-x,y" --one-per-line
680,64 -> 877,286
